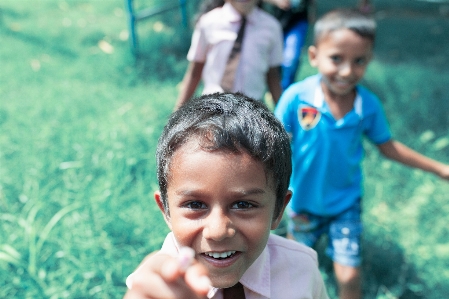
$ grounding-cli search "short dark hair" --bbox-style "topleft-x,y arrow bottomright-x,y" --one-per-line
313,8 -> 376,45
156,92 -> 292,219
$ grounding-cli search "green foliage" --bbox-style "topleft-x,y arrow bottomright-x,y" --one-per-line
0,0 -> 448,298
0,0 -> 181,297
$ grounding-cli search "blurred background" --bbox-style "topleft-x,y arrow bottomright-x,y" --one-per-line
1,0 -> 449,298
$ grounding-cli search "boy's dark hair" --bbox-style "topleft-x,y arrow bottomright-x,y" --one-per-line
156,92 -> 292,219
313,8 -> 376,45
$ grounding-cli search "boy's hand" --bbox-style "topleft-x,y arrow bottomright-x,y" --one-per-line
124,248 -> 211,299
437,164 -> 449,181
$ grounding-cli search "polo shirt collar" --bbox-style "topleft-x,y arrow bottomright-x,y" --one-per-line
222,2 -> 257,23
314,84 -> 363,117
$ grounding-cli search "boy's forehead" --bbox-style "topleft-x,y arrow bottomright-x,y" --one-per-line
317,28 -> 374,48
167,138 -> 275,186
171,138 -> 248,165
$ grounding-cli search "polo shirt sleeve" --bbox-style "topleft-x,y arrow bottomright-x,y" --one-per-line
363,93 -> 392,145
186,18 -> 208,63
275,86 -> 297,138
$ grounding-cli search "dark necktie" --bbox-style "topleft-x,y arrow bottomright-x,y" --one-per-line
223,282 -> 246,299
220,16 -> 247,92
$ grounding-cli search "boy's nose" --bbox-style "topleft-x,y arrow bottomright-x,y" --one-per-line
202,209 -> 236,241
339,62 -> 353,77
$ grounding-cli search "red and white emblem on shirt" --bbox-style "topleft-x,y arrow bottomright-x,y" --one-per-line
298,106 -> 321,130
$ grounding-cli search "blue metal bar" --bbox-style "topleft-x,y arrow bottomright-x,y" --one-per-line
135,2 -> 182,20
179,0 -> 188,26
125,0 -> 189,56
124,0 -> 138,54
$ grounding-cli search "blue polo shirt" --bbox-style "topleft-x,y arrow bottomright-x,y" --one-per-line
275,75 -> 391,216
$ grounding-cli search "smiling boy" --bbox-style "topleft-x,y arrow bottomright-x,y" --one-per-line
124,93 -> 328,299
275,9 -> 449,299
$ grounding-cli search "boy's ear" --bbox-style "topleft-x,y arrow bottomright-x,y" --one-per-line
270,190 -> 292,230
308,45 -> 318,67
154,191 -> 172,230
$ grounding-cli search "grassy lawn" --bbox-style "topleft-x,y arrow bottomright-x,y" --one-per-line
1,0 -> 449,298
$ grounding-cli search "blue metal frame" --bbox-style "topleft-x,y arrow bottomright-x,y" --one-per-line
125,0 -> 188,55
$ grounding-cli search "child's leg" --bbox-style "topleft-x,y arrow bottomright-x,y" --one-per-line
334,263 -> 361,299
281,20 -> 309,90
286,209 -> 327,247
326,201 -> 363,299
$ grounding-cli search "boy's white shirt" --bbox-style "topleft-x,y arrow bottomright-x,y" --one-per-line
187,3 -> 283,100
157,232 -> 329,299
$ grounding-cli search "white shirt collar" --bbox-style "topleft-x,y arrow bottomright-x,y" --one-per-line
314,86 -> 363,117
207,243 -> 271,298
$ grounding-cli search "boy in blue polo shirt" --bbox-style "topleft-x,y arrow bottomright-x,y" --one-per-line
275,9 -> 449,299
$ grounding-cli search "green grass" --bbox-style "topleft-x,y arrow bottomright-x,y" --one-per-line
0,0 -> 187,297
1,0 -> 449,298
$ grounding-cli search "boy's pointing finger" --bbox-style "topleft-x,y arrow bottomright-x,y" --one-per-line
124,251 -> 210,299
185,262 -> 211,296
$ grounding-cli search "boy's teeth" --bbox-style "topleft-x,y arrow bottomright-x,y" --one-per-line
205,251 -> 236,259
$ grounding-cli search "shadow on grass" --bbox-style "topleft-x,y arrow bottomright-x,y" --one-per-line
0,26 -> 78,58
316,235 -> 427,299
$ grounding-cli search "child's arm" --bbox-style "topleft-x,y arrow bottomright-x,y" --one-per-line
377,140 -> 449,180
174,61 -> 205,110
266,66 -> 282,105
123,249 -> 210,299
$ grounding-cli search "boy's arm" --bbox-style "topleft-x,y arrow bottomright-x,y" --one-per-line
174,61 -> 205,110
266,66 -> 282,105
377,140 -> 449,180
124,250 -> 210,299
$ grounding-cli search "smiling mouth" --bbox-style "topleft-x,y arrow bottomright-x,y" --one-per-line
203,251 -> 237,259
335,79 -> 352,86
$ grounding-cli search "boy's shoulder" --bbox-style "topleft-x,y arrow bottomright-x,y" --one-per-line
252,7 -> 283,28
355,84 -> 386,115
198,6 -> 280,31
267,233 -> 318,265
262,235 -> 328,298
356,84 -> 380,101
277,75 -> 321,107
293,74 -> 321,91
198,6 -> 224,24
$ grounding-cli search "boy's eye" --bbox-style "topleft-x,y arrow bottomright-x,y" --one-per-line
330,55 -> 342,63
355,57 -> 368,66
185,201 -> 207,209
231,201 -> 254,209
